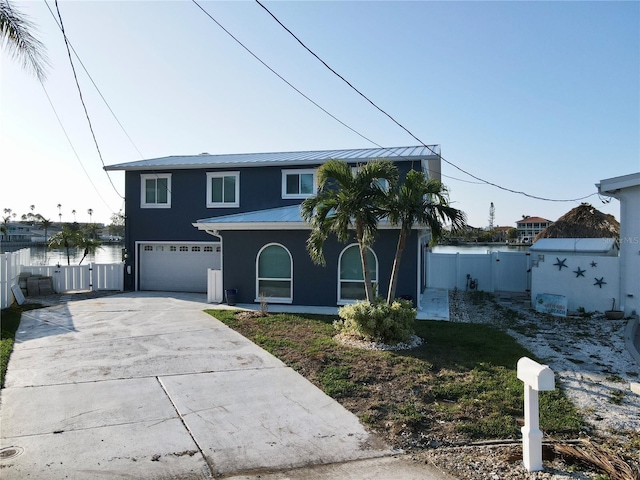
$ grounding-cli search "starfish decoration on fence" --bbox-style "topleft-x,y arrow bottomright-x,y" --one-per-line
554,257 -> 568,271
594,277 -> 606,288
590,261 -> 598,267
574,267 -> 586,278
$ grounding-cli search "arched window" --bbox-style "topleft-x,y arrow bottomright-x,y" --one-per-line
338,244 -> 378,303
256,243 -> 293,303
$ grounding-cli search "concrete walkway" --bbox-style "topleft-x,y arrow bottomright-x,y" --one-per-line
0,292 -> 452,479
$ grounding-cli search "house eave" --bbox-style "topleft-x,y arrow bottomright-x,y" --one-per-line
192,221 -> 426,232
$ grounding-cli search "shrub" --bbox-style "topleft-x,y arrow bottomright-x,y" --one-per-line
335,298 -> 416,343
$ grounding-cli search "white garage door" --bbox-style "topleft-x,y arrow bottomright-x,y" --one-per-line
139,242 -> 221,292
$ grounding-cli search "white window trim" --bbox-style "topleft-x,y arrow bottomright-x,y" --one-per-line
337,243 -> 378,305
140,174 -> 171,208
255,242 -> 293,304
281,169 -> 317,199
207,171 -> 240,208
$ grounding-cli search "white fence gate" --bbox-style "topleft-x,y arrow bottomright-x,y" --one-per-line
0,249 -> 124,309
426,251 -> 530,292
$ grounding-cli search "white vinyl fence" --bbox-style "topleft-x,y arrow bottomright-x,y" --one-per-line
23,264 -> 124,293
0,249 -> 31,309
0,247 -> 123,309
426,251 -> 530,292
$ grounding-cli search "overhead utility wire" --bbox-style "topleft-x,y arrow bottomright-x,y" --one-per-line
53,0 -> 123,200
255,0 -> 596,203
40,84 -> 114,212
43,1 -> 145,161
192,2 -> 498,190
191,0 -> 382,149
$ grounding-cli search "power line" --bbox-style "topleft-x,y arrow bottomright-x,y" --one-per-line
43,0 -> 146,161
254,0 -> 597,204
191,0 -> 382,149
52,0 -> 123,200
39,84 -> 115,214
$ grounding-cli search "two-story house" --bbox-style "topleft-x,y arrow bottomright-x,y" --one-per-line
104,146 -> 442,307
515,216 -> 553,244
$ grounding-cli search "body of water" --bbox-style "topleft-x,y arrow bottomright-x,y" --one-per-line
431,244 -> 529,254
2,243 -> 124,265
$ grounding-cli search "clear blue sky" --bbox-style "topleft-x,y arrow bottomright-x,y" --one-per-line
1,0 -> 638,228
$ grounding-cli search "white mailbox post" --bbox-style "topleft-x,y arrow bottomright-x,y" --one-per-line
517,357 -> 555,472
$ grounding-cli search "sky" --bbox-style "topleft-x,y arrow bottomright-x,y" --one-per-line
1,0 -> 638,228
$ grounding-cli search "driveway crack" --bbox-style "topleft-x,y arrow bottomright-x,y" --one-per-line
156,376 -> 216,476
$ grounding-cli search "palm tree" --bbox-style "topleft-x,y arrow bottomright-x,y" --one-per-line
87,208 -> 93,223
1,215 -> 10,239
76,235 -> 101,265
72,209 -> 76,222
48,226 -> 79,265
384,170 -> 466,303
57,203 -> 62,223
37,215 -> 53,243
301,159 -> 398,302
0,0 -> 48,80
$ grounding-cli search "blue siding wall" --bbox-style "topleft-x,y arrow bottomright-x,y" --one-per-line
220,229 -> 419,307
122,161 -> 422,294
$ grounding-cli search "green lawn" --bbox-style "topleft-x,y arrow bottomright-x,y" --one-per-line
208,309 -> 584,447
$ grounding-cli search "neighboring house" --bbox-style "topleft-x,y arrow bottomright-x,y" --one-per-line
597,172 -> 640,316
104,146 -> 443,307
516,216 -> 553,244
0,222 -> 36,243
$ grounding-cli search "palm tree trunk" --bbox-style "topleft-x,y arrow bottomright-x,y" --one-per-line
386,227 -> 408,303
356,220 -> 375,302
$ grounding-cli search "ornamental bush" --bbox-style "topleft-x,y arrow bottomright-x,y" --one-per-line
335,297 -> 416,344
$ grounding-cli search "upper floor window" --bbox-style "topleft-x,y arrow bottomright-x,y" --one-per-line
207,172 -> 239,208
351,166 -> 389,191
282,169 -> 316,199
141,174 -> 171,208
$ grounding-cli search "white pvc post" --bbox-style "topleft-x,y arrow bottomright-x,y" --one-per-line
517,357 -> 555,472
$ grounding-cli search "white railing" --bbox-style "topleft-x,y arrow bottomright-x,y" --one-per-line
0,249 -> 31,309
0,251 -> 124,309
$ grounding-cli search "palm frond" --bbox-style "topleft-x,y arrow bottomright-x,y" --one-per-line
0,0 -> 49,81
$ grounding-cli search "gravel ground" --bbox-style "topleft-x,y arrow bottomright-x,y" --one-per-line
417,290 -> 640,480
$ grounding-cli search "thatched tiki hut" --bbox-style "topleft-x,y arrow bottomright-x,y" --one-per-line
533,203 -> 620,242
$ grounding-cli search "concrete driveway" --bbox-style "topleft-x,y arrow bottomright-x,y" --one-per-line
0,292 -> 452,479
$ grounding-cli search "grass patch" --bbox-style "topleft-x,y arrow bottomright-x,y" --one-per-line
1,303 -> 43,388
208,309 -> 585,448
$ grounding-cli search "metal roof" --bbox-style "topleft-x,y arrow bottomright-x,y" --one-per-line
530,238 -> 619,253
105,145 -> 440,171
192,205 -> 427,232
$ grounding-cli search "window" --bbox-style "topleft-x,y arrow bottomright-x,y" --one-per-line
141,174 -> 171,208
256,243 -> 292,303
282,169 -> 316,199
338,244 -> 378,303
170,246 -> 176,252
191,246 -> 200,252
179,246 -> 188,252
207,172 -> 239,208
351,166 -> 389,191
